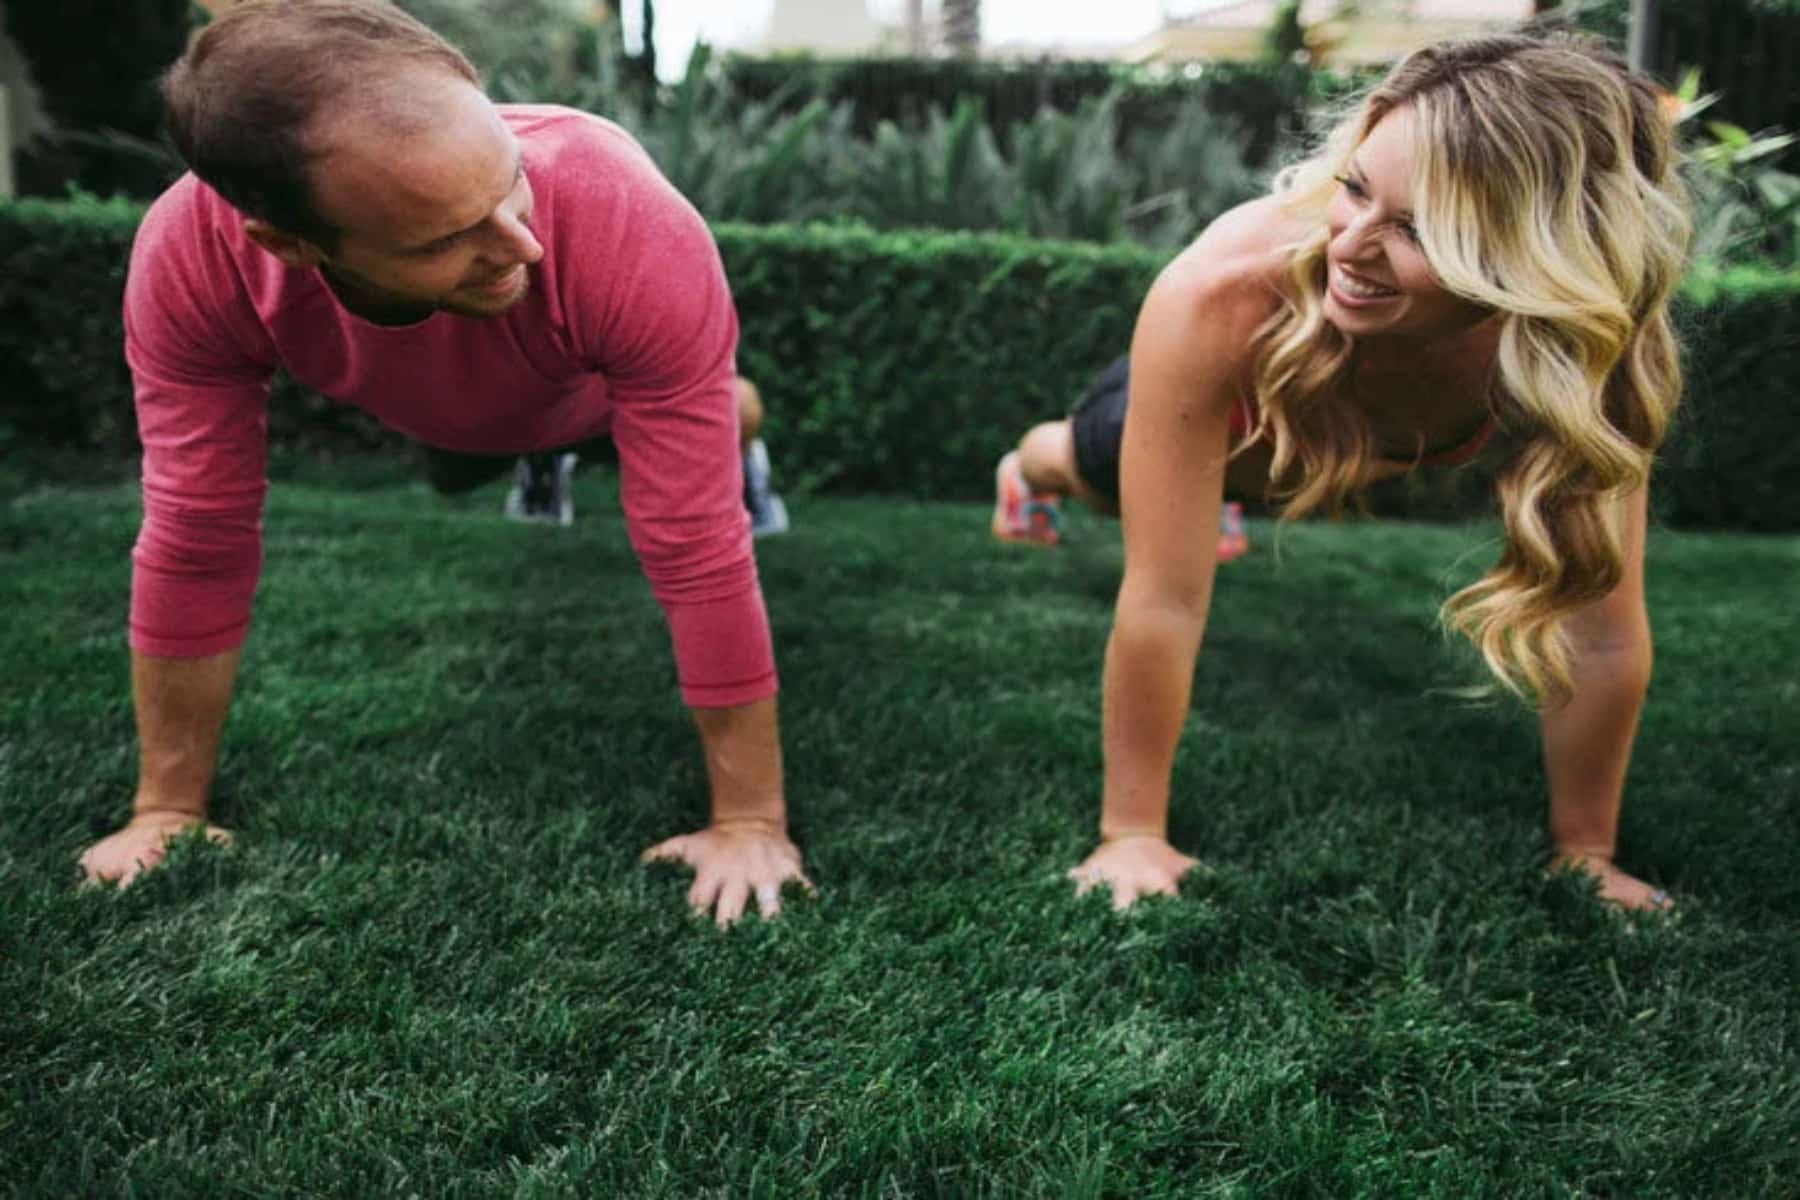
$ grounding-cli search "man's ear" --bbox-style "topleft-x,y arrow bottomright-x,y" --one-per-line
244,218 -> 328,267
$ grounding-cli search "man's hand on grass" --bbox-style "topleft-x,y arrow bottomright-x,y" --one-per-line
642,818 -> 814,928
1069,835 -> 1199,911
78,810 -> 233,887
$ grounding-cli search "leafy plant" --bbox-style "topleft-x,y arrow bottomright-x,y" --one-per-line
841,97 -> 1015,234
1672,68 -> 1800,270
491,41 -> 1272,250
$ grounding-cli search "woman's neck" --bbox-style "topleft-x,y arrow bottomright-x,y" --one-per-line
1353,311 -> 1502,380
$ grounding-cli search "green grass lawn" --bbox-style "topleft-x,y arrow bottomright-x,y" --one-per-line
3,463 -> 1796,1196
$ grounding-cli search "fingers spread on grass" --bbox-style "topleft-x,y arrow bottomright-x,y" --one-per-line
645,826 -> 815,927
640,835 -> 691,865
712,878 -> 753,929
78,842 -> 160,888
685,867 -> 721,915
78,818 -> 232,889
756,883 -> 781,919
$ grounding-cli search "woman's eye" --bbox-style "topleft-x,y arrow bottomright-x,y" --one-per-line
1399,221 -> 1420,244
1334,174 -> 1367,198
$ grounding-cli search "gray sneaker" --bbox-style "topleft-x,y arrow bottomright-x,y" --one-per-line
743,438 -> 789,537
504,452 -> 577,526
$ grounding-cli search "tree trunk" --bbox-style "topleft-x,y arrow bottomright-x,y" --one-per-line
943,0 -> 979,58
638,0 -> 656,83
1628,0 -> 1658,72
905,0 -> 925,56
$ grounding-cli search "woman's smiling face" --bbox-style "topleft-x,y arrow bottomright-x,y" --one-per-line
1321,106 -> 1488,340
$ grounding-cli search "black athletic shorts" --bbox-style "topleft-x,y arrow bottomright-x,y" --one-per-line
1069,355 -> 1129,503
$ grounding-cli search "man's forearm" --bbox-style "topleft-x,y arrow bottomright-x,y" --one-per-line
132,647 -> 241,819
689,694 -> 786,828
1540,639 -> 1652,856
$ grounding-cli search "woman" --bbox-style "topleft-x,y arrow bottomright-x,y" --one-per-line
1045,32 -> 1690,911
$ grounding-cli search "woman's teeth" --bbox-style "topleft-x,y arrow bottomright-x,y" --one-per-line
1336,267 -> 1399,299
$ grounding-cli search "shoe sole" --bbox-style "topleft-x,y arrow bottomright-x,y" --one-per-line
992,452 -> 1058,546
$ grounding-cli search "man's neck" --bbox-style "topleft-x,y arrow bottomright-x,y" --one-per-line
320,264 -> 436,327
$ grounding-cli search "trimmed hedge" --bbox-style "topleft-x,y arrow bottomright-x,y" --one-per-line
1657,267 -> 1800,532
2,196 -> 1797,530
724,222 -> 1156,497
715,56 -> 1340,168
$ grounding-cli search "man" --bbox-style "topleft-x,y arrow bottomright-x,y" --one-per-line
76,0 -> 810,926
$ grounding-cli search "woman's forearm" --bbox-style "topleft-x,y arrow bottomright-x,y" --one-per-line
1100,600 -> 1208,839
1539,635 -> 1652,857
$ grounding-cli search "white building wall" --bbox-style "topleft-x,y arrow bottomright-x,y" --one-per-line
758,0 -> 886,55
0,0 -> 55,199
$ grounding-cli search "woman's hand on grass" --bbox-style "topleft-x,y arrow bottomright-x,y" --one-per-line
641,819 -> 814,928
1547,850 -> 1675,911
1069,835 -> 1199,911
77,810 -> 232,887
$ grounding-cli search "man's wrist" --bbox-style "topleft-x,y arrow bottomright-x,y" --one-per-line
1099,823 -> 1166,843
711,812 -> 786,834
132,794 -> 209,823
709,813 -> 781,831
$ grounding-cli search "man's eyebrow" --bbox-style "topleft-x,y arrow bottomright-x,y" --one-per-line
407,155 -> 524,251
1347,156 -> 1413,220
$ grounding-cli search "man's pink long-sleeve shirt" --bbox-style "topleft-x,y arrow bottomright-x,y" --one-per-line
123,105 -> 775,707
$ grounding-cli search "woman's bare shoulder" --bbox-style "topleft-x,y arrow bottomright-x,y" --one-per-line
1137,196 -> 1308,375
1154,197 -> 1308,333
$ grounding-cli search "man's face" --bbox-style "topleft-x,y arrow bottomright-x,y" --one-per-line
304,75 -> 542,320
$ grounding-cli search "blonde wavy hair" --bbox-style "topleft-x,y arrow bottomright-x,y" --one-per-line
1246,32 -> 1691,704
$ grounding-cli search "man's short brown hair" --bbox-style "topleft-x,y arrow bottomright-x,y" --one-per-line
163,0 -> 480,245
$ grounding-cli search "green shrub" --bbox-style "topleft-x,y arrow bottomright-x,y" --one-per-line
711,55 -> 1332,168
0,193 -> 141,448
1658,265 -> 1800,531
721,222 -> 1158,496
2,199 -> 1797,530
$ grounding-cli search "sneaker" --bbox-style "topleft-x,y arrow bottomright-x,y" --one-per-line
991,450 -> 1061,546
504,452 -> 577,526
1217,501 -> 1249,562
743,438 -> 790,537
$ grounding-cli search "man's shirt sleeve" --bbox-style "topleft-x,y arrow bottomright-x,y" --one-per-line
547,121 -> 777,708
123,180 -> 275,658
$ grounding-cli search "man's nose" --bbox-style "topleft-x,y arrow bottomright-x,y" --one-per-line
491,211 -> 542,265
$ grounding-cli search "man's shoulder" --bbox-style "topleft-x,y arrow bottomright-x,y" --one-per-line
502,104 -> 652,171
504,104 -> 699,252
134,171 -> 265,278
127,172 -> 279,371
131,174 -> 242,300
136,172 -> 210,252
